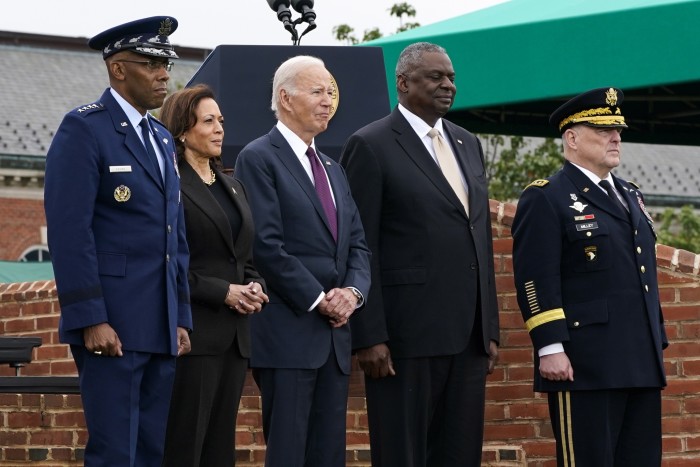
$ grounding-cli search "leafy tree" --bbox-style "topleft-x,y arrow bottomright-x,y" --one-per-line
656,205 -> 700,253
333,24 -> 358,45
483,135 -> 564,202
334,3 -> 420,44
362,28 -> 383,43
389,3 -> 419,33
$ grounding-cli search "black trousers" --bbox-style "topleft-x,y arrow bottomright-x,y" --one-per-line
548,388 -> 662,467
364,332 -> 489,467
162,340 -> 248,467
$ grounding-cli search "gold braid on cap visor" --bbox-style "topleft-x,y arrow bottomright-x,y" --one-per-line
558,107 -> 626,131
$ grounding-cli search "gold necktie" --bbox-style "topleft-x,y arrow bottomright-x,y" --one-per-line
428,128 -> 469,215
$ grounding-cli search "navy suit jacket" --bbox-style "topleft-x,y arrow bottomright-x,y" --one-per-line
234,126 -> 371,375
45,89 -> 192,356
512,162 -> 667,392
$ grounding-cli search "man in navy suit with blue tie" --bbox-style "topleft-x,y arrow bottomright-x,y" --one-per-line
234,55 -> 371,467
44,16 -> 192,466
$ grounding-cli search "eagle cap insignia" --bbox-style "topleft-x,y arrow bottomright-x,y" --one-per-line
605,88 -> 618,106
159,18 -> 174,36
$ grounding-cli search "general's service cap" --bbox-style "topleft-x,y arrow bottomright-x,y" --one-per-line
88,16 -> 179,60
549,87 -> 628,133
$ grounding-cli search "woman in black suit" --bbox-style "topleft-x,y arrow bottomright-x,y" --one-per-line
160,84 -> 268,467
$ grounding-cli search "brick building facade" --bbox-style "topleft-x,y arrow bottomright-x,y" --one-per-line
2,200 -> 700,466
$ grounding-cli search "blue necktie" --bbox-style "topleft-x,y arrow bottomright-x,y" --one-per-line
306,146 -> 337,242
140,118 -> 162,179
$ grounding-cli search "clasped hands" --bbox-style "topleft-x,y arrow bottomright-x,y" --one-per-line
225,281 -> 269,315
317,287 -> 357,328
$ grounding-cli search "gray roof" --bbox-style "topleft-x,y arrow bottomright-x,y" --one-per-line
0,43 -> 202,158
2,35 -> 700,207
480,136 -> 700,207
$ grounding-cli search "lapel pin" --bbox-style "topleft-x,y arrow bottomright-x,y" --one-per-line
583,187 -> 590,192
120,122 -> 128,127
232,187 -> 237,195
163,138 -> 168,144
457,139 -> 463,144
325,161 -> 331,166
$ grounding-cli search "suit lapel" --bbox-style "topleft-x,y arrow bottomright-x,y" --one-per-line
179,161 -> 236,257
391,110 -> 469,221
269,127 -> 337,240
615,175 -> 643,228
443,123 -> 481,221
102,91 -> 164,191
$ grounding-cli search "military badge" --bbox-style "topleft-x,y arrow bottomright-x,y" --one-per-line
570,194 -> 578,201
584,246 -> 597,262
574,214 -> 595,221
569,201 -> 588,213
605,87 -> 618,106
114,185 -> 131,202
637,194 -> 653,224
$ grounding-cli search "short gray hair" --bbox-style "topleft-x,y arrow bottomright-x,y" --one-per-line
395,42 -> 447,77
271,55 -> 326,117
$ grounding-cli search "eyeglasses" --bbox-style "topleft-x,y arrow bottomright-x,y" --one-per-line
116,59 -> 174,72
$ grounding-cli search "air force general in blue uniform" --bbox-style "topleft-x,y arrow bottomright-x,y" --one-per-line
512,88 -> 667,467
44,17 -> 192,466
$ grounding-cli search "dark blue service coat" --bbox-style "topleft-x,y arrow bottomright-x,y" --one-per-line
45,89 -> 192,356
512,162 -> 667,392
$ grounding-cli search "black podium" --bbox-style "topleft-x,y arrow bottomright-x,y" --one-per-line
187,45 -> 390,166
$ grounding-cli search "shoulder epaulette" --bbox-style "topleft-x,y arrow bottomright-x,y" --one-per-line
524,179 -> 549,190
628,180 -> 640,189
73,102 -> 105,116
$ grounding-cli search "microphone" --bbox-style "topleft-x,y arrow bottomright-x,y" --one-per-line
291,0 -> 316,42
291,0 -> 316,26
266,0 -> 298,43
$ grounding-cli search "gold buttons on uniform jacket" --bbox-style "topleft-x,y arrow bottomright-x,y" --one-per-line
641,265 -> 646,273
637,247 -> 642,254
645,285 -> 649,292
586,232 -> 592,237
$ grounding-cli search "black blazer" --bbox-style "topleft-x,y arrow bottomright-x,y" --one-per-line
179,160 -> 264,357
340,108 -> 500,358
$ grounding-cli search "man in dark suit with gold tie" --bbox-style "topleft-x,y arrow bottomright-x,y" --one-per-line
234,55 -> 371,467
512,87 -> 667,466
340,42 -> 500,467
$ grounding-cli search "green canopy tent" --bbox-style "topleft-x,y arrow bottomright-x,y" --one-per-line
366,0 -> 700,144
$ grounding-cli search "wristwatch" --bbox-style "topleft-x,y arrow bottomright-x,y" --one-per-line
348,287 -> 363,307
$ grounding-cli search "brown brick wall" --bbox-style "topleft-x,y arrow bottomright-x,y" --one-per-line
0,197 -> 46,261
1,200 -> 700,466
